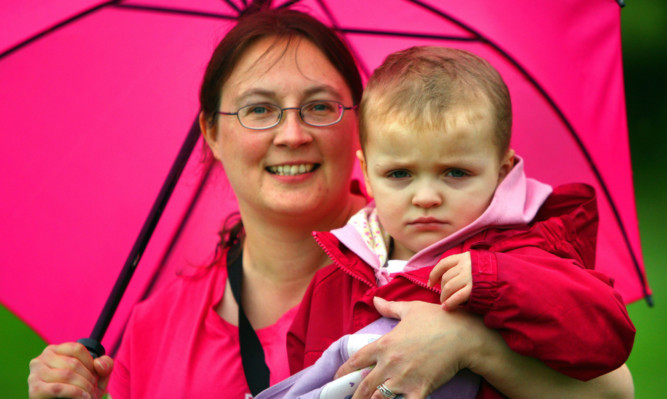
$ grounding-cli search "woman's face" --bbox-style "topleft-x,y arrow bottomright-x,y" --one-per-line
203,36 -> 359,229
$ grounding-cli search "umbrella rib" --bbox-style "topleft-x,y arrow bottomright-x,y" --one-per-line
223,0 -> 241,14
0,1 -> 243,61
403,0 -> 651,304
107,119 -> 216,356
113,3 -> 238,20
0,0 -> 121,60
138,148 -> 217,304
337,28 -> 478,42
314,0 -> 372,79
88,115 -> 203,342
277,0 -> 302,10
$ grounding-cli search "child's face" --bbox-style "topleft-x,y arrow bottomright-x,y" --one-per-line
359,108 -> 514,260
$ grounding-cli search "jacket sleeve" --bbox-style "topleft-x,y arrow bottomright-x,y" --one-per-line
462,184 -> 635,381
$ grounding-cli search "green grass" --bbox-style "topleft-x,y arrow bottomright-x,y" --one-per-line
0,305 -> 46,396
619,1 -> 667,397
625,178 -> 667,398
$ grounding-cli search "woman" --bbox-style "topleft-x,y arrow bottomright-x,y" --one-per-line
28,5 -> 633,399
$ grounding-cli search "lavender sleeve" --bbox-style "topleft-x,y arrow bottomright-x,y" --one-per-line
256,318 -> 480,399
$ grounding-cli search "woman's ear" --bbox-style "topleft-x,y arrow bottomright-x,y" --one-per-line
200,112 -> 221,160
498,148 -> 515,182
357,149 -> 374,198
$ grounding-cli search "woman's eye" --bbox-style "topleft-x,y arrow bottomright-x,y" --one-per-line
308,101 -> 335,113
446,169 -> 467,178
248,105 -> 270,114
388,170 -> 411,179
241,104 -> 277,118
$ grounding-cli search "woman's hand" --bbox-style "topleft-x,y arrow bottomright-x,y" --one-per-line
333,298 -> 634,399
335,297 -> 490,399
28,342 -> 113,399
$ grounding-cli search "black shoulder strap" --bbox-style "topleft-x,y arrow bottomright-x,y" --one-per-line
227,246 -> 271,396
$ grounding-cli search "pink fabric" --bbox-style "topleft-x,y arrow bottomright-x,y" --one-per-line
0,0 -> 647,352
108,261 -> 297,399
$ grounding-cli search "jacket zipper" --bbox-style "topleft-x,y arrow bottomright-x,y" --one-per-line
312,232 -> 376,288
394,272 -> 442,295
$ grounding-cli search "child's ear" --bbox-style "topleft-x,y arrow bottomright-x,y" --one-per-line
498,148 -> 515,182
356,150 -> 374,198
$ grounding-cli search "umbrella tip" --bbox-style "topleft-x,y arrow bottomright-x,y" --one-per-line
644,294 -> 654,307
616,0 -> 626,7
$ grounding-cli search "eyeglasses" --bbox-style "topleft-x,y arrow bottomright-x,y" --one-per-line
218,100 -> 357,130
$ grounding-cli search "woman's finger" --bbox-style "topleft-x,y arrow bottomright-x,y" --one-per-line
350,321 -> 433,399
350,364 -> 387,399
372,296 -> 407,320
370,381 -> 402,399
28,360 -> 96,399
354,363 -> 427,399
49,343 -> 97,380
27,378 -> 93,399
93,356 -> 114,392
335,338 -> 378,379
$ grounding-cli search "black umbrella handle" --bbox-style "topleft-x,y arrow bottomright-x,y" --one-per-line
77,338 -> 105,358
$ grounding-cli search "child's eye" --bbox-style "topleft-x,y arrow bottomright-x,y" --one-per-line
446,169 -> 467,178
387,170 -> 411,179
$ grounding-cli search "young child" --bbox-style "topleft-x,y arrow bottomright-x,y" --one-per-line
271,46 -> 634,399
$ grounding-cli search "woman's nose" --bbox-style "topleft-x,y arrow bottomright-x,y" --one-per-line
273,109 -> 313,148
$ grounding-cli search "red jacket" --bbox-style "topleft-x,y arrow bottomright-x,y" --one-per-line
287,184 -> 635,398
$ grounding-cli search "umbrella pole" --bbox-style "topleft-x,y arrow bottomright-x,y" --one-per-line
78,118 -> 202,357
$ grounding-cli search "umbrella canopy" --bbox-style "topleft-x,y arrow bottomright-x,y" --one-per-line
0,0 -> 649,355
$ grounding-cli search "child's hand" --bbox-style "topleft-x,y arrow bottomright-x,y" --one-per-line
427,252 -> 473,311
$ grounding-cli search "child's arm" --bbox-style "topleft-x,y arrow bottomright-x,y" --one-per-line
424,183 -> 635,381
454,245 -> 633,381
428,243 -> 634,381
427,252 -> 473,310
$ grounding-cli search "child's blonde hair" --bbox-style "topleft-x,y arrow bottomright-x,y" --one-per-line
360,46 -> 512,157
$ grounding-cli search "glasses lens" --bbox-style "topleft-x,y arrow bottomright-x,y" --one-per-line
302,101 -> 342,126
238,103 -> 281,129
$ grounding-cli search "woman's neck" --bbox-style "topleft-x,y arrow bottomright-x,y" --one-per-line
222,193 -> 366,328
230,224 -> 326,329
241,191 -> 365,280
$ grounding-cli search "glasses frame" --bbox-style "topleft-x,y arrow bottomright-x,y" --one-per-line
218,100 -> 357,130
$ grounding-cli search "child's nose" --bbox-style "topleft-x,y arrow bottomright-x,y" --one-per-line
412,185 -> 442,208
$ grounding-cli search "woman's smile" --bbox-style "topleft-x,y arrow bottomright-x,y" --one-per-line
266,163 -> 319,176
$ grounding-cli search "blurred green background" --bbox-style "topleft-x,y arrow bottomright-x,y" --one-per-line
620,1 -> 667,398
1,1 -> 665,397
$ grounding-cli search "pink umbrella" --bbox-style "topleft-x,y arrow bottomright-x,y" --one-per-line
0,0 -> 649,356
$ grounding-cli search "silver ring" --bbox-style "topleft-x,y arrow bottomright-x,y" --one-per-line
377,383 -> 400,399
